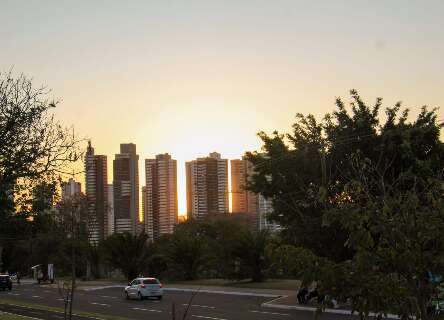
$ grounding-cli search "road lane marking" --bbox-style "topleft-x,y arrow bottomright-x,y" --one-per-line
99,295 -> 118,299
31,295 -> 41,298
90,302 -> 110,307
250,310 -> 290,316
192,315 -> 227,320
166,288 -> 278,298
132,307 -> 162,312
7,293 -> 20,296
183,304 -> 216,309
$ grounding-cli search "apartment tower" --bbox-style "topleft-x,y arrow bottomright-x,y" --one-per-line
61,178 -> 81,200
144,154 -> 178,240
230,159 -> 260,228
231,157 -> 281,231
85,141 -> 108,244
113,143 -> 139,235
186,152 -> 228,219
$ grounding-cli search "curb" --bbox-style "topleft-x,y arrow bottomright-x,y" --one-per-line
261,302 -> 400,319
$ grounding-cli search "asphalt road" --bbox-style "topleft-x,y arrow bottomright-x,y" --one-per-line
0,284 -> 355,320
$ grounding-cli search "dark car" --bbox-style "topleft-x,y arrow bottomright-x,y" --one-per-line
0,275 -> 12,291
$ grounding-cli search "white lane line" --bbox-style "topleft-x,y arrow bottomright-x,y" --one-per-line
90,302 -> 110,307
192,315 -> 227,320
132,307 -> 162,312
31,295 -> 41,298
182,304 -> 216,309
83,285 -> 278,298
57,298 -> 71,302
166,288 -> 278,298
7,293 -> 20,296
250,310 -> 290,316
99,295 -> 118,299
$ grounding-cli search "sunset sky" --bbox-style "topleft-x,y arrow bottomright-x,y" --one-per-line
2,0 -> 444,214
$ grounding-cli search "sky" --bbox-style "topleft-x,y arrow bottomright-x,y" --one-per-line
1,0 -> 444,215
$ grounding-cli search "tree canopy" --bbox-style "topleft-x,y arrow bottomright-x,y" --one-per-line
246,90 -> 444,318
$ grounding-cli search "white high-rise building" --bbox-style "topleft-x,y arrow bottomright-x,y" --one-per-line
61,178 -> 81,200
144,154 -> 178,240
258,195 -> 281,232
186,152 -> 228,219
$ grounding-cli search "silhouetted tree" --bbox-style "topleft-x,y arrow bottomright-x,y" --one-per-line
247,90 -> 444,318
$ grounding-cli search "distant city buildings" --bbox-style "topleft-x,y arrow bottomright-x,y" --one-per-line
231,158 -> 280,231
85,141 -> 108,244
61,178 -> 81,200
79,141 -> 278,240
113,143 -> 139,235
186,152 -> 229,219
143,153 -> 178,240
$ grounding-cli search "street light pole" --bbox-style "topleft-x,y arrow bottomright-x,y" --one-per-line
68,200 -> 77,320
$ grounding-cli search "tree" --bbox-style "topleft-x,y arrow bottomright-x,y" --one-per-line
101,232 -> 149,280
247,90 -> 444,318
164,222 -> 208,280
234,229 -> 270,282
0,71 -> 81,232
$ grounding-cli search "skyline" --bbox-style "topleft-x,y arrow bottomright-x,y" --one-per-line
2,0 -> 444,214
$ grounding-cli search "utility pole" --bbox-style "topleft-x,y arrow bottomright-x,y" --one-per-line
68,198 -> 77,320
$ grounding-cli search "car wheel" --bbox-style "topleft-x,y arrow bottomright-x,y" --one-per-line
125,291 -> 130,300
138,292 -> 143,301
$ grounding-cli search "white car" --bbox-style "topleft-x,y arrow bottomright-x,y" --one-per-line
125,277 -> 163,300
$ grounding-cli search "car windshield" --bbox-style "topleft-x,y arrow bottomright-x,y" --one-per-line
143,279 -> 159,284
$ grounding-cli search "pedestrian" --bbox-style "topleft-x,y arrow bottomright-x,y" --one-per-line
297,286 -> 308,304
306,287 -> 319,302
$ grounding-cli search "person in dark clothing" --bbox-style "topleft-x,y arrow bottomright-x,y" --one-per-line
306,287 -> 319,302
297,287 -> 309,304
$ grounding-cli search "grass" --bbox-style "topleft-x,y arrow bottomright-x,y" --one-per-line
0,313 -> 33,320
0,298 -> 132,320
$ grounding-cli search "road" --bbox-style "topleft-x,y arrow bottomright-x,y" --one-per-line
0,284 -> 355,320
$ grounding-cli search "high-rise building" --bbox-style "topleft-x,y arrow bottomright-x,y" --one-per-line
231,158 -> 280,231
85,141 -> 108,244
107,184 -> 114,237
231,159 -> 260,228
258,194 -> 280,232
186,152 -> 228,219
144,153 -> 178,240
61,178 -> 81,200
113,143 -> 139,234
